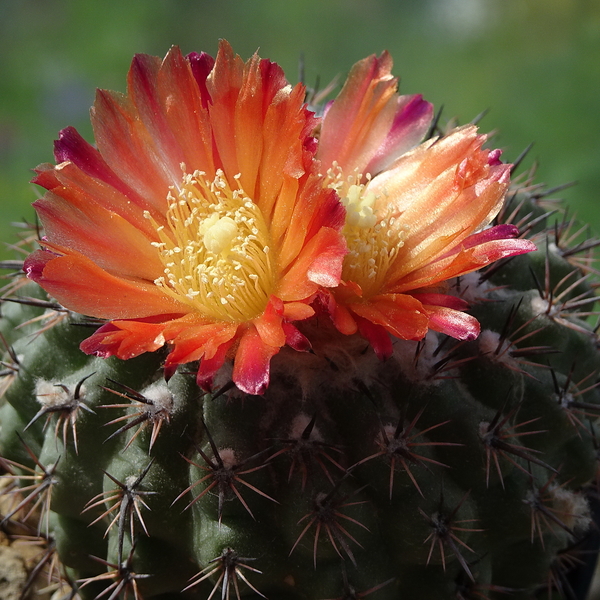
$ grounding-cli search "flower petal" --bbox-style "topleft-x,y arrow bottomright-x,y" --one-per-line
421,304 -> 480,341
53,127 -> 150,210
391,230 -> 537,293
80,319 -> 168,359
282,322 -> 312,352
197,337 -> 236,391
33,190 -> 164,281
92,87 -> 174,212
355,316 -> 393,360
318,51 -> 398,174
364,94 -> 434,176
25,249 -> 187,319
349,294 -> 429,340
254,297 -> 286,348
164,317 -> 239,365
232,327 -> 280,395
278,226 -> 346,300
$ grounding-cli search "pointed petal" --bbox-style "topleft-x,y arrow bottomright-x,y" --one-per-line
279,227 -> 347,301
392,231 -> 537,292
34,159 -> 162,234
157,47 -> 216,175
24,249 -> 187,319
80,319 -> 168,359
282,322 -> 312,352
421,304 -> 480,341
164,318 -> 239,366
91,87 -> 174,212
276,181 -> 345,275
233,327 -> 280,395
364,94 -> 434,176
33,191 -> 164,281
355,316 -> 393,360
371,130 -> 513,283
197,337 -> 236,391
349,294 -> 429,340
53,126 -> 148,208
318,51 -> 398,174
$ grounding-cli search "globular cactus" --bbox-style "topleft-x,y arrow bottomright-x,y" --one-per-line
1,41 -> 600,600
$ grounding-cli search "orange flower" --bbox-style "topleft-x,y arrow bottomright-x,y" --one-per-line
25,42 -> 347,394
317,52 -> 537,358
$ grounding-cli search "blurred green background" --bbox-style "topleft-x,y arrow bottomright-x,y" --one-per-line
1,0 -> 599,260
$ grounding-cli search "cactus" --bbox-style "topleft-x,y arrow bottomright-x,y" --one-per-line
1,41 -> 600,600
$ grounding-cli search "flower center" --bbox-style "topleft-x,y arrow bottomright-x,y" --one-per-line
146,168 -> 275,322
325,164 -> 408,298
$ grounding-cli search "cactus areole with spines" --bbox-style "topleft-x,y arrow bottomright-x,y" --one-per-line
1,41 -> 599,600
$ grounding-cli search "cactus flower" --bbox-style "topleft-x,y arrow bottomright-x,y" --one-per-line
317,52 -> 537,358
24,41 -> 347,395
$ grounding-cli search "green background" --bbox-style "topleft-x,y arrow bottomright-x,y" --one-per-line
1,0 -> 599,260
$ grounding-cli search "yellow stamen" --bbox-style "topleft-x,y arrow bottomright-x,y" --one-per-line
325,163 -> 408,298
145,169 -> 275,322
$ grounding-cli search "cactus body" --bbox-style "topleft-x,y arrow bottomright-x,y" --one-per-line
1,43 -> 600,600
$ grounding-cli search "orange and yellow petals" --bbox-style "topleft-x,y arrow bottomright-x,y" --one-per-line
203,40 -> 246,178
34,159 -> 161,236
258,82 -> 317,185
163,318 -> 240,366
282,301 -> 315,322
92,46 -> 218,211
317,51 -> 399,174
207,41 -> 297,191
91,88 -> 177,213
368,126 -> 491,214
254,298 -> 286,348
232,327 -> 281,395
371,136 -> 512,284
348,294 -> 429,341
390,228 -> 537,293
128,48 -> 216,181
278,226 -> 347,301
33,193 -> 163,281
80,320 -> 168,360
24,249 -> 188,320
276,182 -> 345,270
206,41 -> 318,230
154,48 -> 216,176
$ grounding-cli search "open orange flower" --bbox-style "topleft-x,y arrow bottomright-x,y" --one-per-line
316,52 -> 537,358
24,41 -> 346,394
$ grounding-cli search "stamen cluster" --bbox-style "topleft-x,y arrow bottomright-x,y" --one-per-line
146,168 -> 274,322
